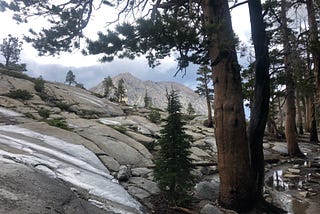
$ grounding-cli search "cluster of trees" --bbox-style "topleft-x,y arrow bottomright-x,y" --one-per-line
103,76 -> 127,103
2,0 -> 320,212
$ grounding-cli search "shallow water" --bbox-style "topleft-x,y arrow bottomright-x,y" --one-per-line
265,160 -> 320,214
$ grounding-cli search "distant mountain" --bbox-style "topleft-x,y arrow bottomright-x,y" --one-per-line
90,72 -> 210,115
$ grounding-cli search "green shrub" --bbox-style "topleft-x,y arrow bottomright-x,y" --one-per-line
38,108 -> 50,118
3,89 -> 33,100
54,101 -> 75,111
0,69 -> 34,81
24,112 -> 35,119
46,118 -> 70,130
148,110 -> 161,123
111,125 -> 127,134
37,92 -> 56,103
181,114 -> 197,121
91,92 -> 104,98
34,76 -> 45,92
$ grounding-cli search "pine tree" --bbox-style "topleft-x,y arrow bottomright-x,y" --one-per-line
186,102 -> 195,116
0,34 -> 23,67
103,76 -> 114,98
144,90 -> 152,108
195,65 -> 213,127
65,70 -> 75,86
115,78 -> 126,103
154,90 -> 194,206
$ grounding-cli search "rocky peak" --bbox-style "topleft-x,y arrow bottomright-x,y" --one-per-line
91,72 -> 210,115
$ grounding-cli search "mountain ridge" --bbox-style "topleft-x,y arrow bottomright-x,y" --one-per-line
90,72 -> 210,115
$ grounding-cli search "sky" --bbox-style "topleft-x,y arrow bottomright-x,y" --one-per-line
0,2 -> 251,90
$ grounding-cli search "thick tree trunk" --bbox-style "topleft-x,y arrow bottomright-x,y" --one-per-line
281,0 -> 302,156
306,0 -> 320,105
309,101 -> 319,142
305,96 -> 312,131
201,0 -> 253,211
306,0 -> 320,143
247,0 -> 270,200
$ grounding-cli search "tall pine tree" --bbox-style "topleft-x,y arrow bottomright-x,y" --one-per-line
154,90 -> 194,206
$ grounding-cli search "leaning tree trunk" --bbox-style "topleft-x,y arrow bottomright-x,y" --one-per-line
281,0 -> 302,156
201,0 -> 253,211
247,0 -> 270,199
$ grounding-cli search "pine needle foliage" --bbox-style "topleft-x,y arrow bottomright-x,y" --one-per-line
154,90 -> 194,206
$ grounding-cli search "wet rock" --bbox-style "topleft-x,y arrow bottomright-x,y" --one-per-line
299,191 -> 309,198
263,143 -> 272,149
200,203 -> 223,214
287,168 -> 300,174
117,165 -> 132,182
99,155 -> 120,172
128,177 -> 160,195
131,167 -> 153,177
126,130 -> 154,144
195,181 -> 219,200
283,173 -> 300,178
272,143 -> 288,154
190,147 -> 211,158
0,161 -> 107,214
204,136 -> 217,153
127,186 -> 151,200
200,166 -> 217,175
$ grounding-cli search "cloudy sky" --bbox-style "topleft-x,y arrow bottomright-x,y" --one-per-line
0,2 -> 251,90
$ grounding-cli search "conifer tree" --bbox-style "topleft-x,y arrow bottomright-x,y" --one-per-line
195,65 -> 213,127
115,78 -> 126,103
0,34 -> 23,67
103,76 -> 114,98
154,90 -> 194,206
65,70 -> 75,86
144,90 -> 152,108
186,102 -> 195,116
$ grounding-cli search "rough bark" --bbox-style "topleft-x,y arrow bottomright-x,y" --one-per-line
204,72 -> 214,128
306,0 -> 320,143
309,101 -> 319,142
281,0 -> 302,156
247,0 -> 270,199
305,96 -> 312,131
296,91 -> 304,135
306,0 -> 320,105
201,0 -> 253,211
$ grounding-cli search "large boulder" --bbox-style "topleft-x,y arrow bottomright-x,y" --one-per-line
0,161 -> 108,214
68,118 -> 154,167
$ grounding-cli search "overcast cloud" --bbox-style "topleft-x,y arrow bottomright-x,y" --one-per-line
0,3 -> 250,90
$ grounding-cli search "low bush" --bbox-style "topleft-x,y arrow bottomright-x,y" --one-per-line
54,101 -> 74,111
3,89 -> 33,100
34,77 -> 45,92
38,108 -> 50,119
0,68 -> 34,81
111,125 -> 127,134
46,118 -> 70,130
148,110 -> 161,124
